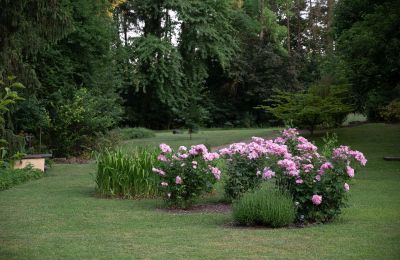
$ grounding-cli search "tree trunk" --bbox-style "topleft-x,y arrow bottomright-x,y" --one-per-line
326,0 -> 335,53
259,0 -> 265,41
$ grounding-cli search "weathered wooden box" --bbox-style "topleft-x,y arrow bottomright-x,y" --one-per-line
14,154 -> 52,172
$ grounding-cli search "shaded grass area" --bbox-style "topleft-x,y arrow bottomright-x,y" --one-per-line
0,123 -> 399,259
121,128 -> 280,151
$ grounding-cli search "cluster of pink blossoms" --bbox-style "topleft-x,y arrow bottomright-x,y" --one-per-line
220,128 -> 367,206
333,145 -> 367,166
154,143 -> 222,188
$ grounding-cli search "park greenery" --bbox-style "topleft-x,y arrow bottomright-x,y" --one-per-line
0,0 -> 399,158
0,0 -> 399,258
1,123 -> 399,258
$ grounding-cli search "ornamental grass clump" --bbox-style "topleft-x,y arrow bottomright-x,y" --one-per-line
220,128 -> 367,223
95,148 -> 159,198
154,143 -> 221,208
233,185 -> 296,228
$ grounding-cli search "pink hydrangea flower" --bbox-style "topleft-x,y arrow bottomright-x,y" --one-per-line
189,144 -> 208,155
296,178 -> 303,184
273,137 -> 286,144
209,166 -> 221,180
175,176 -> 182,184
277,159 -> 299,176
303,164 -> 314,173
152,167 -> 166,176
203,152 -> 220,161
157,154 -> 168,162
159,143 -> 172,153
344,183 -> 350,191
219,148 -> 231,156
315,175 -> 321,181
312,195 -> 322,205
192,161 -> 198,169
297,142 -> 318,152
282,128 -> 299,139
178,153 -> 189,159
161,182 -> 168,187
261,167 -> 275,179
319,162 -> 333,175
346,166 -> 355,178
349,150 -> 367,166
178,146 -> 187,151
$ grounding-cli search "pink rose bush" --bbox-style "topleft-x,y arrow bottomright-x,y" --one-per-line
220,128 -> 367,223
154,143 -> 221,208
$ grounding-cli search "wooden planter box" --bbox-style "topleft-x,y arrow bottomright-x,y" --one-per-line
14,154 -> 52,172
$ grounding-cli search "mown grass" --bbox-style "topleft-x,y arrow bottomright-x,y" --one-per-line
121,128 -> 280,151
0,123 -> 399,259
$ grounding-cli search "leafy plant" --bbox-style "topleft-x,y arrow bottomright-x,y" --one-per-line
380,99 -> 400,123
0,166 -> 43,191
223,154 -> 264,201
220,128 -> 367,223
95,148 -> 159,198
154,143 -> 221,208
233,185 -> 296,228
260,86 -> 352,135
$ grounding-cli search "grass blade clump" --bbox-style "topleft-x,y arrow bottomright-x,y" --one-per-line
95,148 -> 159,198
233,185 -> 296,228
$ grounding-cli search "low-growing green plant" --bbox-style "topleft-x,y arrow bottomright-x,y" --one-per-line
0,167 -> 43,191
95,148 -> 159,198
154,143 -> 221,208
111,127 -> 155,140
224,154 -> 264,201
233,185 -> 296,228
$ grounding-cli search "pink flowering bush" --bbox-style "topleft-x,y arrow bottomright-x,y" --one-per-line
220,128 -> 367,223
153,143 -> 221,208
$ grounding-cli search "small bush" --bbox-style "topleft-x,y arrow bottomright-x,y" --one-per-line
112,127 -> 155,140
154,143 -> 221,208
220,128 -> 367,223
95,148 -> 159,198
0,167 -> 43,191
380,99 -> 400,123
233,186 -> 296,228
224,154 -> 263,201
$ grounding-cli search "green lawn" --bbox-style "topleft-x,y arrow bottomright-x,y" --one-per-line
1,123 -> 399,259
121,128 -> 280,151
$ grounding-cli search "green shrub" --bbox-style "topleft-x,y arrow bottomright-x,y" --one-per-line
111,127 -> 155,140
224,155 -> 263,201
154,144 -> 220,208
95,148 -> 159,198
380,99 -> 400,123
232,186 -> 296,228
0,167 -> 43,191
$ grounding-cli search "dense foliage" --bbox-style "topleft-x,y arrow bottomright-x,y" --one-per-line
95,148 -> 159,198
260,85 -> 352,134
0,167 -> 43,191
233,185 -> 296,227
220,128 -> 367,223
1,0 -> 397,156
153,143 -> 221,208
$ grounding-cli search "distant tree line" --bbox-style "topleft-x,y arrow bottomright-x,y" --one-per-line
0,0 -> 398,156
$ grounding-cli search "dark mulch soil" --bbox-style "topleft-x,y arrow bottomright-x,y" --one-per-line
158,203 -> 231,214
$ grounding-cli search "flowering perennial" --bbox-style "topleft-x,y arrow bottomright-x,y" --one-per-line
220,128 -> 367,222
154,143 -> 221,208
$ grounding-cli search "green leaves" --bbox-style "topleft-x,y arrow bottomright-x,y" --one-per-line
95,148 -> 159,198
